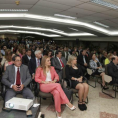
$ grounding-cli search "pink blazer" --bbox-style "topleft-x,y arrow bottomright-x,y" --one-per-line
35,66 -> 59,84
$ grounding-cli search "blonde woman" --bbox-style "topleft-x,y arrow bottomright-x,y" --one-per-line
65,55 -> 89,111
35,56 -> 76,118
105,53 -> 113,65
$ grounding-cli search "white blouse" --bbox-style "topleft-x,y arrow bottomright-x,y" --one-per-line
45,71 -> 52,82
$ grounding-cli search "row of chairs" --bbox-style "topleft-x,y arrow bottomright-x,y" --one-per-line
87,66 -> 118,98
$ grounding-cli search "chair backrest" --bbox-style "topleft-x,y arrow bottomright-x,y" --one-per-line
63,66 -> 66,79
87,68 -> 92,75
104,74 -> 112,83
105,64 -> 108,75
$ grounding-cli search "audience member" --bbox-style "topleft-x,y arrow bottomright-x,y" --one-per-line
89,53 -> 108,90
22,49 -> 32,66
2,55 -> 34,114
65,55 -> 89,111
35,56 -> 76,118
105,53 -> 113,65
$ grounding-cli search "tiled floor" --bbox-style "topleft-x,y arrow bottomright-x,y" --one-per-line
0,81 -> 118,118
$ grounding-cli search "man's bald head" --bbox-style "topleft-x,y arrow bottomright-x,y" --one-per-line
112,56 -> 118,65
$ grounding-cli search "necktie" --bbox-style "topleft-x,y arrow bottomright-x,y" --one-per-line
16,68 -> 21,86
37,59 -> 40,67
59,58 -> 64,67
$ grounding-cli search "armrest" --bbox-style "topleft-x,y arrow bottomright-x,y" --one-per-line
34,83 -> 40,97
29,81 -> 33,91
83,76 -> 88,84
63,78 -> 72,88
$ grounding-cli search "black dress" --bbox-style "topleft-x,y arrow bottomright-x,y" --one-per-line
65,65 -> 83,89
92,62 -> 102,75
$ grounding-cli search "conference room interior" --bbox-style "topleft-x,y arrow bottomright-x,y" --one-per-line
1,0 -> 118,118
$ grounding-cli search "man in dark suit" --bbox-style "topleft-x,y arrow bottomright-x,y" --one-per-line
2,55 -> 34,114
107,56 -> 118,84
62,47 -> 70,61
22,49 -> 32,66
28,50 -> 42,79
51,50 -> 66,83
77,49 -> 89,75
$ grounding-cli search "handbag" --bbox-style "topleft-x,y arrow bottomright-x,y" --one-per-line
63,88 -> 73,102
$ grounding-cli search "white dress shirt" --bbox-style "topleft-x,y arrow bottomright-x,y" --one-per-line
10,66 -> 22,88
36,58 -> 40,67
57,57 -> 62,67
27,55 -> 31,60
45,71 -> 52,81
83,56 -> 86,64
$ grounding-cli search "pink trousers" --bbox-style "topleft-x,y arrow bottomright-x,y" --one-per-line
40,83 -> 69,112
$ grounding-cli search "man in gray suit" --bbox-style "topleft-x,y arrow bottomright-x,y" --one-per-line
51,50 -> 66,83
2,55 -> 34,114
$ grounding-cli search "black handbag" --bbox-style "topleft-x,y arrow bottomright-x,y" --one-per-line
63,88 -> 73,102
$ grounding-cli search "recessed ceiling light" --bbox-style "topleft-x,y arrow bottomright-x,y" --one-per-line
52,28 -> 64,32
68,27 -> 79,31
54,14 -> 77,19
94,21 -> 109,28
91,0 -> 118,9
0,30 -> 61,37
0,9 -> 28,11
0,25 -> 96,37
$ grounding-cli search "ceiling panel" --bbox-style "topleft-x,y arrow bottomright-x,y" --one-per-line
76,3 -> 109,12
0,0 -> 39,5
63,7 -> 95,16
36,0 -> 71,10
102,10 -> 118,17
0,4 -> 33,9
109,18 -> 118,24
43,0 -> 83,6
97,20 -> 118,27
29,5 -> 62,15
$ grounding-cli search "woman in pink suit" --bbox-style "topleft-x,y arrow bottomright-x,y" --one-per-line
35,56 -> 76,118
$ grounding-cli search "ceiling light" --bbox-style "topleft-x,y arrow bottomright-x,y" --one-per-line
54,14 -> 77,19
0,30 -> 61,37
91,0 -> 118,9
52,29 -> 64,32
94,21 -> 109,28
68,27 -> 79,31
0,13 -> 116,36
0,9 -> 28,11
0,25 -> 96,37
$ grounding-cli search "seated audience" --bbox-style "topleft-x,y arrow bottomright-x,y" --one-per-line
22,49 -> 32,66
1,45 -> 7,56
101,51 -> 107,65
4,49 -> 15,71
65,55 -> 89,111
35,56 -> 76,118
105,53 -> 113,65
77,49 -> 89,75
107,56 -> 118,84
28,50 -> 42,79
51,51 -> 66,83
89,53 -> 109,89
2,55 -> 34,114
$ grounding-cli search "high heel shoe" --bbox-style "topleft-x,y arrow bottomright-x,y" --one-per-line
78,101 -> 84,111
56,111 -> 62,118
101,84 -> 109,90
82,101 -> 87,110
66,104 -> 76,111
